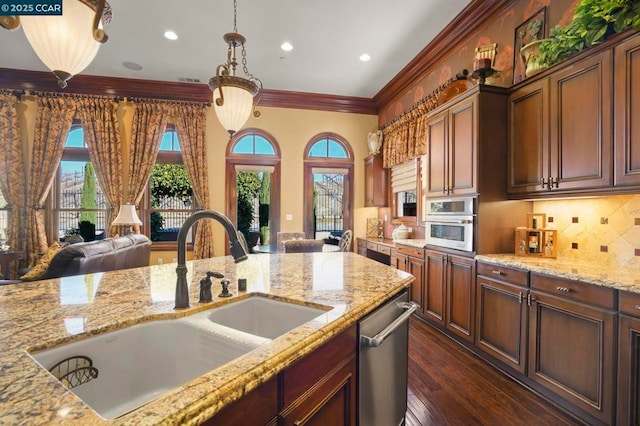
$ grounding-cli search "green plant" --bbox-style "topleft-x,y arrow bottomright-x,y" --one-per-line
79,162 -> 97,224
539,0 -> 640,67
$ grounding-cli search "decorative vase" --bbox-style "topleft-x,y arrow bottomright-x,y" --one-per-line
367,130 -> 383,155
392,224 -> 409,240
520,40 -> 548,78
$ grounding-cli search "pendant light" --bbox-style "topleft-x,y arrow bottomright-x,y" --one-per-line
0,0 -> 111,88
209,0 -> 262,137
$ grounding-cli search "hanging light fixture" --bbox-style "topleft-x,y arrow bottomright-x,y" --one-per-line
0,0 -> 111,88
209,0 -> 262,137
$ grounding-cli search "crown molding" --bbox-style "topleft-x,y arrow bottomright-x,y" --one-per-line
373,0 -> 515,110
259,89 -> 377,115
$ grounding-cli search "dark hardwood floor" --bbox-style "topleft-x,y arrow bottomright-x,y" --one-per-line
406,317 -> 583,426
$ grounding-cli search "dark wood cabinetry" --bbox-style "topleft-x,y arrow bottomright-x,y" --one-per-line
618,291 -> 640,425
424,249 -> 475,343
205,325 -> 357,425
393,245 -> 425,307
475,262 -> 528,373
528,274 -> 615,424
614,32 -> 640,187
509,50 -> 612,196
364,154 -> 388,207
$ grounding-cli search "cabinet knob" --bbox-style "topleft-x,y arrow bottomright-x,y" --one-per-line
556,286 -> 571,293
635,305 -> 640,310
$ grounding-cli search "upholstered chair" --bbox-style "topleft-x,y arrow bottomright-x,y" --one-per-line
276,232 -> 306,253
283,239 -> 324,253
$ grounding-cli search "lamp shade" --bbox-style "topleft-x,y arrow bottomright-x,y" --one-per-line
112,204 -> 142,226
20,0 -> 104,87
212,85 -> 254,134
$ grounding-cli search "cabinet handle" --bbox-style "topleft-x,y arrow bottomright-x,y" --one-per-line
635,305 -> 640,310
527,293 -> 534,306
556,286 -> 571,293
551,177 -> 559,188
518,292 -> 523,304
540,178 -> 548,189
491,270 -> 502,276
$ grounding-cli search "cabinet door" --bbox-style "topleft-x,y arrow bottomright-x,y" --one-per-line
448,95 -> 477,195
423,250 -> 446,325
475,277 -> 527,373
508,79 -> 549,194
445,254 -> 475,343
424,111 -> 448,197
407,256 -> 424,308
614,33 -> 640,186
528,291 -> 614,424
203,377 -> 278,425
549,50 -> 612,191
618,314 -> 640,425
364,154 -> 388,207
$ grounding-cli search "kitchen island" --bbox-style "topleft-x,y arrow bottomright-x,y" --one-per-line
0,252 -> 413,425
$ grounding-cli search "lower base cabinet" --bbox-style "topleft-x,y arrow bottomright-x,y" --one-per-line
392,245 -> 425,307
618,291 -> 640,425
204,325 -> 357,425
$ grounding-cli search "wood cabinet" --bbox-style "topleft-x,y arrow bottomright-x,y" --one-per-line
364,154 -> 388,207
475,262 -> 529,373
509,49 -> 613,196
528,274 -> 615,424
614,32 -> 640,187
393,244 -> 424,307
618,291 -> 640,425
358,238 -> 392,265
424,249 -> 475,343
205,325 -> 357,425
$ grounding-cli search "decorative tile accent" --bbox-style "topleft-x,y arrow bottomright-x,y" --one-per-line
534,195 -> 640,267
636,249 -> 640,257
572,242 -> 579,249
600,245 -> 608,252
601,217 -> 609,224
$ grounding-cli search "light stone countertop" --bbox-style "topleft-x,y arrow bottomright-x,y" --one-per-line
0,252 -> 413,425
476,254 -> 640,294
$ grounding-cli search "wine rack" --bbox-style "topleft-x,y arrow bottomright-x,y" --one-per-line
514,213 -> 557,258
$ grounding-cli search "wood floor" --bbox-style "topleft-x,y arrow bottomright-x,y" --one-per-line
405,317 -> 583,426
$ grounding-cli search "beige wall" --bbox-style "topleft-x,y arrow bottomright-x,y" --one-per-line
14,96 -> 378,259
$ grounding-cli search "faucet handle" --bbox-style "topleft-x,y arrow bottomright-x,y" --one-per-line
218,279 -> 233,298
207,270 -> 224,279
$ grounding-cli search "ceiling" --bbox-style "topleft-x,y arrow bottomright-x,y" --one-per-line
0,0 -> 472,98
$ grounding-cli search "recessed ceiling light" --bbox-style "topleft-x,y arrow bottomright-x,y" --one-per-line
359,53 -> 371,62
164,30 -> 178,40
281,41 -> 293,52
123,61 -> 143,71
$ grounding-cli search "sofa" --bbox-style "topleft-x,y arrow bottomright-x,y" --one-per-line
2,234 -> 151,284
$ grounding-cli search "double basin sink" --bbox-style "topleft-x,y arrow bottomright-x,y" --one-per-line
29,295 -> 331,420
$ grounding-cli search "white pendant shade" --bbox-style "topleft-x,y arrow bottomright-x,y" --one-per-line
21,0 -> 102,83
213,85 -> 254,134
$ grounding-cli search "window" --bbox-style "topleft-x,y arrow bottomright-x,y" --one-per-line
391,159 -> 418,218
303,134 -> 353,239
145,126 -> 195,243
53,123 -> 109,242
226,129 -> 281,251
0,190 -> 7,240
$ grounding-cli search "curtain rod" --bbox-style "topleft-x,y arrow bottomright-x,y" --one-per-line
381,69 -> 469,130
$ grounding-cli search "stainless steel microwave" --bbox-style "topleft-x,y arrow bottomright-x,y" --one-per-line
424,197 -> 475,252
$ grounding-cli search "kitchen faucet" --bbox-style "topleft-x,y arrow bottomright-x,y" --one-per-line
175,210 -> 248,309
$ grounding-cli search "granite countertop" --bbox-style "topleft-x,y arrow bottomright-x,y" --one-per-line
0,252 -> 413,425
476,254 -> 640,294
360,237 -> 427,249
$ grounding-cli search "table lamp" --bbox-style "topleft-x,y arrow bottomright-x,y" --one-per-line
112,204 -> 142,235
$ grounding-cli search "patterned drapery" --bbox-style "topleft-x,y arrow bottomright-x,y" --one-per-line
172,104 -> 214,259
27,97 -> 77,263
0,93 -> 27,276
382,99 -> 435,169
127,102 -> 170,206
79,97 -> 123,237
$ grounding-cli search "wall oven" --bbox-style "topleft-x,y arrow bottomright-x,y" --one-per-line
424,197 -> 475,252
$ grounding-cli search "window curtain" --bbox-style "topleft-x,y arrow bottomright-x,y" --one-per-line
127,102 -> 170,221
172,103 -> 213,259
78,97 -> 123,237
381,101 -> 431,169
0,93 -> 27,275
27,97 -> 77,264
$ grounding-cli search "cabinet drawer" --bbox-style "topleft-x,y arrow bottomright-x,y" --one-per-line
477,262 -> 528,287
377,245 -> 391,256
366,241 -> 378,250
395,244 -> 425,258
619,291 -> 640,317
530,273 -> 615,309
357,239 -> 367,249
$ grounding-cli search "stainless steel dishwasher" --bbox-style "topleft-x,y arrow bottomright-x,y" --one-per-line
358,289 -> 418,426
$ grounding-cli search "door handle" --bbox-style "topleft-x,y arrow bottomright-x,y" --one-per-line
360,301 -> 419,348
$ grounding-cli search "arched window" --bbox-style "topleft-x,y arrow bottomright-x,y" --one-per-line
303,133 -> 354,241
226,129 -> 281,252
52,122 -> 109,242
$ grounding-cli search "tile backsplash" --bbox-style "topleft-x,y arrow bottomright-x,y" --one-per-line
534,195 -> 640,267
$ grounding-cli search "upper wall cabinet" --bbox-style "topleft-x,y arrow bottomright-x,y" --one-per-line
615,32 -> 640,187
423,85 -> 508,200
508,50 -> 613,197
364,154 -> 388,207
